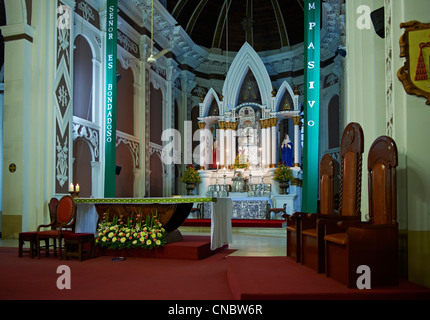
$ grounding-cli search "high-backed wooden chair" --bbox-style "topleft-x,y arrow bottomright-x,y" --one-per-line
300,122 -> 364,273
285,206 -> 302,262
324,136 -> 399,288
37,195 -> 76,259
299,154 -> 335,272
18,197 -> 58,258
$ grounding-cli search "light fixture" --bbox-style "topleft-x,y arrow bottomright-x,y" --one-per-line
147,0 -> 169,63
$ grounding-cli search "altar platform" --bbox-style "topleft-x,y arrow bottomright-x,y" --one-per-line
95,235 -> 226,260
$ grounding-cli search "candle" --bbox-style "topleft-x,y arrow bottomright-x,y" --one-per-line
69,183 -> 74,192
75,184 -> 80,192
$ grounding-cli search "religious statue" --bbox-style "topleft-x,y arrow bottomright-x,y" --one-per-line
281,134 -> 293,167
210,137 -> 218,169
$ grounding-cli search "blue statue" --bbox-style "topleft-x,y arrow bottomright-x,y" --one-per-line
281,134 -> 293,167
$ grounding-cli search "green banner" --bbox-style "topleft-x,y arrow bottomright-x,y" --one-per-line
302,0 -> 321,212
104,0 -> 118,198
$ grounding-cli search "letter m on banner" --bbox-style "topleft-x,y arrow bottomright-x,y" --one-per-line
104,0 -> 118,197
302,0 -> 321,212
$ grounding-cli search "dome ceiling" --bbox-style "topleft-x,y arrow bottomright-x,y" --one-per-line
166,0 -> 306,53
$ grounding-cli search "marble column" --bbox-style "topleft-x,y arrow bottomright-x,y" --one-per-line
260,120 -> 267,168
198,122 -> 207,170
218,121 -> 226,169
270,118 -> 278,168
225,122 -> 232,168
265,120 -> 271,168
231,122 -> 238,167
293,116 -> 301,167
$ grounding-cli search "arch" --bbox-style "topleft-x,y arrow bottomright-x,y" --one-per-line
73,138 -> 93,198
222,42 -> 272,109
115,142 -> 134,197
275,81 -> 296,112
200,87 -> 221,117
116,60 -> 135,136
73,35 -> 93,121
3,0 -> 26,26
149,153 -> 163,197
150,82 -> 163,145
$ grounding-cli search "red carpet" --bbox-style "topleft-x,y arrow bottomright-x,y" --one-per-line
226,256 -> 430,300
182,219 -> 286,228
2,243 -> 430,301
0,246 -> 235,300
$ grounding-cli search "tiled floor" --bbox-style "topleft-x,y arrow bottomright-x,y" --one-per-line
0,227 -> 287,257
180,226 -> 286,256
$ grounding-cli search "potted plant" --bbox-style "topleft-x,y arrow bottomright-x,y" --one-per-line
181,165 -> 202,195
273,163 -> 294,194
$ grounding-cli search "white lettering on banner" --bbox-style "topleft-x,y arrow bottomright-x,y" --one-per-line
306,1 -> 318,129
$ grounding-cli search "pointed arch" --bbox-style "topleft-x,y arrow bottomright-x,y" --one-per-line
222,42 -> 272,109
200,87 -> 221,117
274,81 -> 296,112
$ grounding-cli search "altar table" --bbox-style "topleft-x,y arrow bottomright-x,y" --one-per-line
74,197 -> 232,250
200,196 -> 272,220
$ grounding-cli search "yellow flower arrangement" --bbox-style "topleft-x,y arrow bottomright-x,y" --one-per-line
95,211 -> 167,250
273,163 -> 294,182
180,165 -> 202,184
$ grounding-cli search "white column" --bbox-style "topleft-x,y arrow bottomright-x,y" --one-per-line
231,123 -> 237,167
271,118 -> 277,167
219,121 -> 225,168
198,122 -> 207,170
261,121 -> 266,168
225,123 -> 232,168
266,125 -> 271,168
293,116 -> 301,167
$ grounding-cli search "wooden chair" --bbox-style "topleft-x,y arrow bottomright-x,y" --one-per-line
63,233 -> 95,261
299,154 -> 335,272
268,202 -> 287,220
37,195 -> 76,260
300,122 -> 364,273
323,136 -> 399,288
18,197 -> 58,258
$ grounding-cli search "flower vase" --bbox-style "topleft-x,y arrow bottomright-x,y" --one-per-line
185,182 -> 196,195
279,181 -> 290,195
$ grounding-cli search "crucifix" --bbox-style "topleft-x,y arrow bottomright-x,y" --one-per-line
241,0 -> 254,45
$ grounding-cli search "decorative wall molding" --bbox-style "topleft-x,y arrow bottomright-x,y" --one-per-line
72,117 -> 100,162
55,0 -> 75,193
117,131 -> 141,169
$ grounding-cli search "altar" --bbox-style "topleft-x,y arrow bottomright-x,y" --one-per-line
193,43 -> 303,215
74,197 -> 232,250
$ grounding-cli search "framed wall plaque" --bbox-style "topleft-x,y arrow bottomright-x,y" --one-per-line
398,21 -> 430,105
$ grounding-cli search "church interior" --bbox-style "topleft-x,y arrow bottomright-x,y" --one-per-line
1,0 -> 430,301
